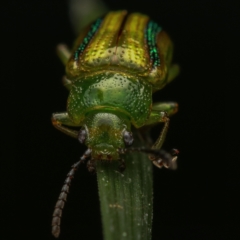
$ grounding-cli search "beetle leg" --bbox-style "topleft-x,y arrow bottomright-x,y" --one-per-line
52,112 -> 81,138
167,64 -> 180,84
152,102 -> 178,115
151,148 -> 178,170
148,113 -> 178,169
144,102 -> 178,126
144,110 -> 178,168
149,111 -> 169,150
56,44 -> 71,65
141,111 -> 170,149
148,114 -> 173,166
138,102 -> 178,146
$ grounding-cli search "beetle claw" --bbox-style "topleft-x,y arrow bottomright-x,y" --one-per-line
152,149 -> 178,170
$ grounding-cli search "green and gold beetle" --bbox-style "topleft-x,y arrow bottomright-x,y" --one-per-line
52,10 -> 179,237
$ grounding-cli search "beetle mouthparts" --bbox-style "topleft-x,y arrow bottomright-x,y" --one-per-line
92,144 -> 119,160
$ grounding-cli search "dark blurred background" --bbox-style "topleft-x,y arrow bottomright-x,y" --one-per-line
2,0 -> 233,239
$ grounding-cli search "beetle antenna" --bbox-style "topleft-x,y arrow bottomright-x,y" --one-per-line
120,147 -> 179,169
51,149 -> 92,238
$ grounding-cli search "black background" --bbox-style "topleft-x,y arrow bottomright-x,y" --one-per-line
2,0 -> 233,240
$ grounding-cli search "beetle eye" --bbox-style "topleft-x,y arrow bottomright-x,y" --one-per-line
123,131 -> 134,146
78,129 -> 87,144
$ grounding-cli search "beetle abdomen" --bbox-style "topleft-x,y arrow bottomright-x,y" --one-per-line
67,72 -> 152,128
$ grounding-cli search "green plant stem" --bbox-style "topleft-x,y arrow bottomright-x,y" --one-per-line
96,135 -> 153,240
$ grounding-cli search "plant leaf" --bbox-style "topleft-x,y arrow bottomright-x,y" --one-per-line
96,135 -> 153,240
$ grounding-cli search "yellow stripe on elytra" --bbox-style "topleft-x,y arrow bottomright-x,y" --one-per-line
117,13 -> 150,74
81,11 -> 127,68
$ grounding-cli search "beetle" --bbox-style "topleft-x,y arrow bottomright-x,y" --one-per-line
51,10 -> 179,238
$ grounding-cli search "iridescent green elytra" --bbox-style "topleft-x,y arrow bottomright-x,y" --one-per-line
51,10 -> 180,238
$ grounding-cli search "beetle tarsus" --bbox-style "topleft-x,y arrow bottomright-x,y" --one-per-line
152,149 -> 178,169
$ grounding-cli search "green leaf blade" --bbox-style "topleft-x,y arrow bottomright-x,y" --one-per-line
96,138 -> 153,240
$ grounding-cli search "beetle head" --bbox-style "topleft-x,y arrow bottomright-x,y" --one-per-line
78,112 -> 133,160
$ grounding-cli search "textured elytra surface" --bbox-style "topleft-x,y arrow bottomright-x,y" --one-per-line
66,10 -> 173,90
74,18 -> 103,61
72,11 -> 151,75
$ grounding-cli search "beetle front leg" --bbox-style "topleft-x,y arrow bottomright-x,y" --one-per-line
143,102 -> 179,168
52,112 -> 81,139
148,114 -> 177,169
138,102 -> 178,146
148,111 -> 169,150
144,102 -> 178,126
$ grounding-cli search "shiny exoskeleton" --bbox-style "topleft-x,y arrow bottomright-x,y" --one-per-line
51,10 -> 179,238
